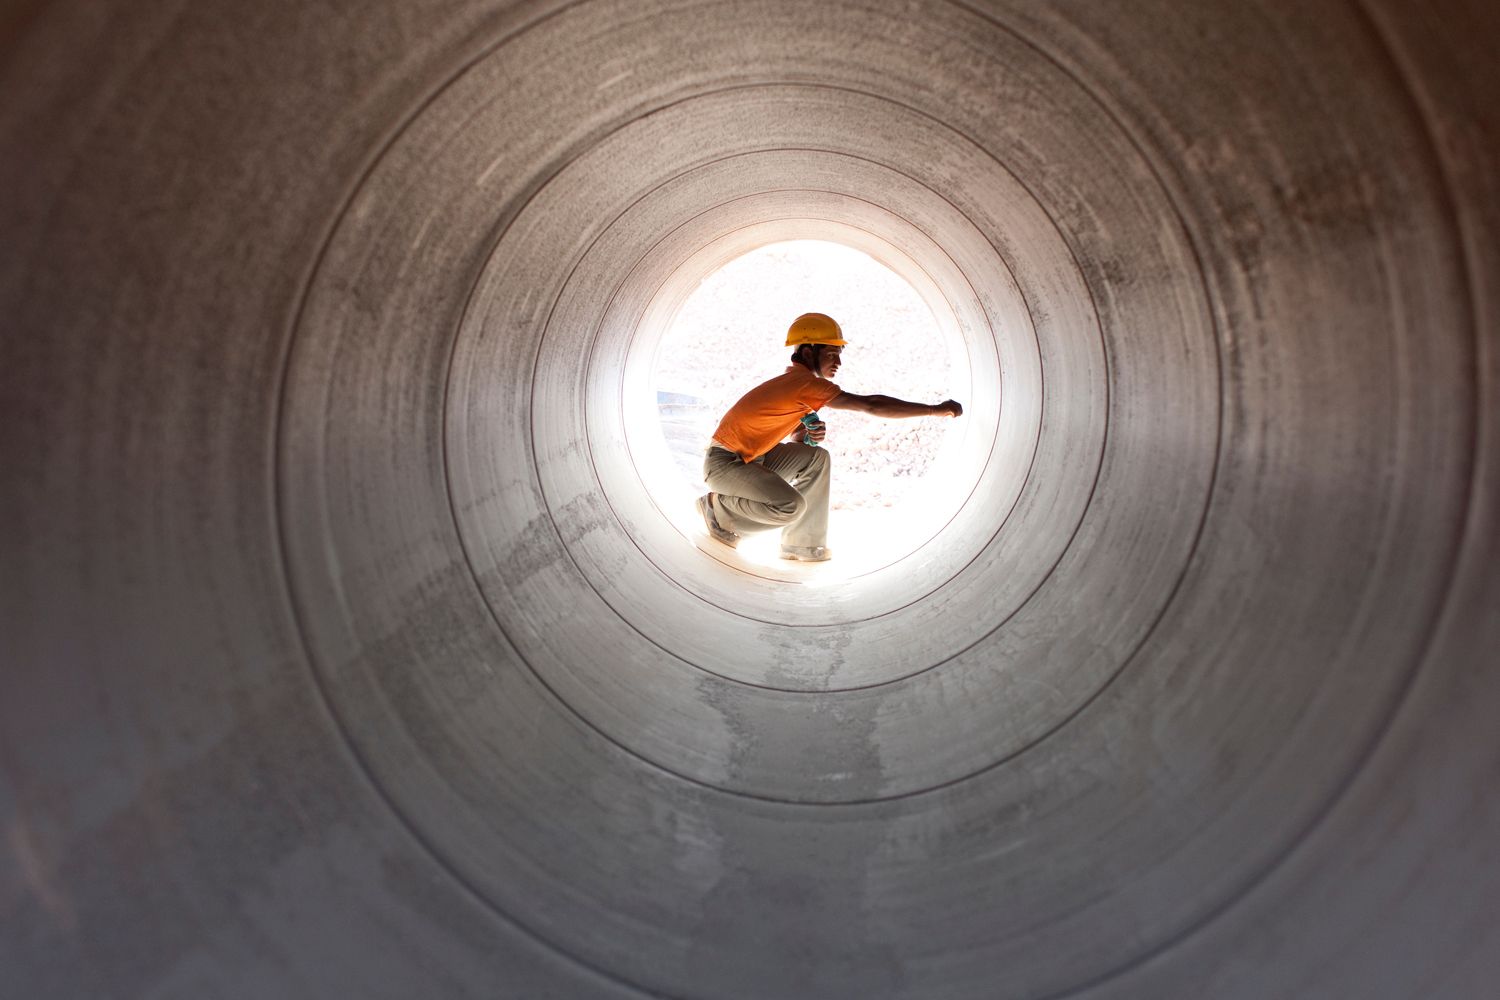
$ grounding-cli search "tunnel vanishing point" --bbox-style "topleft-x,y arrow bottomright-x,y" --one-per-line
3,1 -> 1498,997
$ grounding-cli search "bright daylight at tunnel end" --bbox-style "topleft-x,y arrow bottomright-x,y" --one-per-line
646,240 -> 972,575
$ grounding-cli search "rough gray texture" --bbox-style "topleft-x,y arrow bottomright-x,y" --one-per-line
3,1 -> 1497,997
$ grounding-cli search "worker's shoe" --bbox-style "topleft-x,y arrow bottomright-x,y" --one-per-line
697,494 -> 740,549
779,543 -> 832,562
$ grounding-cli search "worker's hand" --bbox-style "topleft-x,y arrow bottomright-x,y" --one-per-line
804,419 -> 827,442
934,399 -> 964,418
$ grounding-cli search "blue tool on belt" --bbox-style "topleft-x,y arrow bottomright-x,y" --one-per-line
800,411 -> 824,446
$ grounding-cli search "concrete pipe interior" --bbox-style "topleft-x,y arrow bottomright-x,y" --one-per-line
3,2 -> 1497,999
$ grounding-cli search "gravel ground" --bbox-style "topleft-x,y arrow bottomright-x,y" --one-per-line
654,241 -> 958,511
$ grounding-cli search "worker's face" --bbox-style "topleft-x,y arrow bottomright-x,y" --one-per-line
817,346 -> 842,379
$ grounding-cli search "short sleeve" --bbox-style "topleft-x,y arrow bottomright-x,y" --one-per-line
802,379 -> 842,409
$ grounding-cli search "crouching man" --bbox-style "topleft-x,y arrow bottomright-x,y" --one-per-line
698,312 -> 963,562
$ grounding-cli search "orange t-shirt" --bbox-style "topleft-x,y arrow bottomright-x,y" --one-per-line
711,366 -> 843,462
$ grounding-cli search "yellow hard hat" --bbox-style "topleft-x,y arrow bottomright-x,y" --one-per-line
785,312 -> 848,347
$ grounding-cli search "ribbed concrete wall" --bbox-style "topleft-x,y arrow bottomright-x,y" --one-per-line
4,2 -> 1497,997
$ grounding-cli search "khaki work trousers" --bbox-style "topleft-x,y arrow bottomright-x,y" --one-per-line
702,443 -> 830,551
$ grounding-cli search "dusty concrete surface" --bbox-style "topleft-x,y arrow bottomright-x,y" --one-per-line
3,1 -> 1498,997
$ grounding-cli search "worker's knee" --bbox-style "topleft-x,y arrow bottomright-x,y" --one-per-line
769,491 -> 806,522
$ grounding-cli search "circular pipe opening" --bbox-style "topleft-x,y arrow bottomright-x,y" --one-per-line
638,236 -> 975,575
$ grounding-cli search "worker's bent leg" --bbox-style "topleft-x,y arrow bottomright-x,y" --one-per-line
703,447 -> 807,534
757,442 -> 831,550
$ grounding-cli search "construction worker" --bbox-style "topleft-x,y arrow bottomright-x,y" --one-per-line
698,312 -> 964,561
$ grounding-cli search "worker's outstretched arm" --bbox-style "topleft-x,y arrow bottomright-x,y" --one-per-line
825,392 -> 963,419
